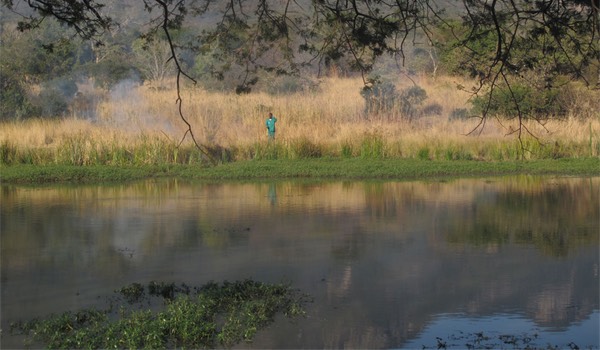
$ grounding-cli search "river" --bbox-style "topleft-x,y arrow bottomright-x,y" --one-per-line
1,176 -> 598,349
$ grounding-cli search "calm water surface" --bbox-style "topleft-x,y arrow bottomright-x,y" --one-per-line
1,176 -> 598,349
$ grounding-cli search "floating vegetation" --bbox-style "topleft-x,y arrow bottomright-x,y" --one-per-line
10,280 -> 311,349
420,331 -> 591,350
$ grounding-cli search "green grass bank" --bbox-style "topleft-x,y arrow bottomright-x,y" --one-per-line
2,158 -> 599,184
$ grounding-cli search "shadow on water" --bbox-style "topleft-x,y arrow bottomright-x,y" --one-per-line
1,176 -> 598,348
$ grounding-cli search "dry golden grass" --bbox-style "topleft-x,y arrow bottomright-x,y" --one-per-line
1,76 -> 599,164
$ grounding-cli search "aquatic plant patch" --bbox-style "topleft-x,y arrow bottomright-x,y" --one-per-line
417,331 -> 588,350
10,280 -> 311,349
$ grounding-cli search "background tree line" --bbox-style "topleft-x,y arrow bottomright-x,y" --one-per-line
1,0 -> 598,125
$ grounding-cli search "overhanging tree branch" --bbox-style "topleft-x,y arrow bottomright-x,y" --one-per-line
154,0 -> 217,165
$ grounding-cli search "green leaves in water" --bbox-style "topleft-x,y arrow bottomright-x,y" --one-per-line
10,279 -> 311,349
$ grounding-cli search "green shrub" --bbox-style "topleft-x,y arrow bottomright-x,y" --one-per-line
292,138 -> 322,159
422,103 -> 443,116
449,108 -> 471,121
361,81 -> 397,116
398,85 -> 428,120
264,75 -> 320,95
417,147 -> 430,160
0,141 -> 18,165
0,71 -> 37,120
253,142 -> 282,160
340,142 -> 353,158
555,81 -> 600,119
472,83 -> 562,118
28,79 -> 79,118
57,134 -> 89,165
359,134 -> 385,159
33,88 -> 69,117
109,146 -> 133,166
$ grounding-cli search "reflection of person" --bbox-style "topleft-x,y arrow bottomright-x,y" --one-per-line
268,183 -> 277,206
265,112 -> 277,141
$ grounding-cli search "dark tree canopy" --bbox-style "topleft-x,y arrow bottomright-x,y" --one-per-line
4,1 -> 597,84
2,0 -> 599,148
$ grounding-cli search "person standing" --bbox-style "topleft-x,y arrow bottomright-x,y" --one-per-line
265,112 -> 277,141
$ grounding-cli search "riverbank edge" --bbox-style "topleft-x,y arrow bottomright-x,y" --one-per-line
1,158 -> 599,184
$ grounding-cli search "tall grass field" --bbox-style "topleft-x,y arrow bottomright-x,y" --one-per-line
1,76 -> 599,166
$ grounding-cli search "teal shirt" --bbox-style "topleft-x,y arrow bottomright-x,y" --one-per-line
266,116 -> 277,134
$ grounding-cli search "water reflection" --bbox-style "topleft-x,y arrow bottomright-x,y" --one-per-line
403,312 -> 600,349
268,182 -> 277,206
1,176 -> 598,348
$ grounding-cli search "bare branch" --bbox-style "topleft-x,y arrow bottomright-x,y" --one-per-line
154,0 -> 217,165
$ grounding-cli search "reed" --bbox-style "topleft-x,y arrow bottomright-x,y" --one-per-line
1,76 -> 598,166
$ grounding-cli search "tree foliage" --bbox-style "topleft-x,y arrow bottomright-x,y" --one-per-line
3,0 -> 597,84
0,19 -> 81,119
472,81 -> 562,118
1,0 -> 599,143
132,35 -> 175,85
0,69 -> 35,120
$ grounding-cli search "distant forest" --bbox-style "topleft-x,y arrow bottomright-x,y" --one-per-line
1,0 -> 598,121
